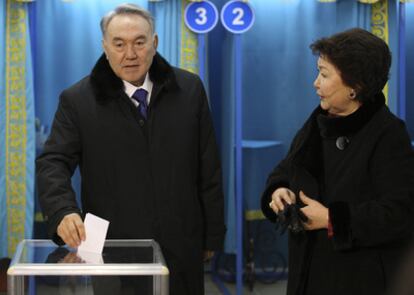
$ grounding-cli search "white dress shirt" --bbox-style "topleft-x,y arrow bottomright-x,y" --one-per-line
123,73 -> 154,107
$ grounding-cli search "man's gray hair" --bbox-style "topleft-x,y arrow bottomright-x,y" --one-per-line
100,3 -> 155,37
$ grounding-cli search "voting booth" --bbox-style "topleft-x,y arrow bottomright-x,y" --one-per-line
7,240 -> 169,295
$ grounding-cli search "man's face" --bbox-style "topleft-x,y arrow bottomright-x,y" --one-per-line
102,14 -> 158,86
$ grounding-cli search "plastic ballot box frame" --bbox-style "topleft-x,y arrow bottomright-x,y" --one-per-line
7,239 -> 169,295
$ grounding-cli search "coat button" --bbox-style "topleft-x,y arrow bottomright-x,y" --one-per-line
139,119 -> 145,127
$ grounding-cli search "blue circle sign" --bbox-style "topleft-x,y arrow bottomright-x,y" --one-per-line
220,0 -> 255,34
184,1 -> 219,34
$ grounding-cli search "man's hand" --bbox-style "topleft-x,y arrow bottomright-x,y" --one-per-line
299,191 -> 329,230
57,213 -> 86,248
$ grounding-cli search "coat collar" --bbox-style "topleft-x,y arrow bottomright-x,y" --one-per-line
288,92 -> 385,178
316,92 -> 386,138
90,52 -> 178,102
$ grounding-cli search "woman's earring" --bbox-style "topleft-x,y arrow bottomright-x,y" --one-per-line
349,90 -> 356,99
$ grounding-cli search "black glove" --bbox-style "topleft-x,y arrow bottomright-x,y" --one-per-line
275,203 -> 308,234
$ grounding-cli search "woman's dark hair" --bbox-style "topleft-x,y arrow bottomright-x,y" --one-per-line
310,28 -> 391,104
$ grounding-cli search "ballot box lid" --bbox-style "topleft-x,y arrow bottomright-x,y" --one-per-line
8,239 -> 169,276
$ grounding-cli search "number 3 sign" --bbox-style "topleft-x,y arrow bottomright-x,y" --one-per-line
184,0 -> 219,34
221,0 -> 255,34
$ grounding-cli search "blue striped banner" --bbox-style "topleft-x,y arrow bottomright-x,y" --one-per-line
180,0 -> 199,74
2,0 -> 34,257
371,0 -> 389,104
0,0 -> 6,259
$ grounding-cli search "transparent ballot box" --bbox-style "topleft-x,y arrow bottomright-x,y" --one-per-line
7,239 -> 169,295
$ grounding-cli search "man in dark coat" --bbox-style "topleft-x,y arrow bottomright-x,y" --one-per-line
36,4 -> 225,295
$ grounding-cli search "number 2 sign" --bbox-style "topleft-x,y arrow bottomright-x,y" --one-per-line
221,0 -> 255,34
184,0 -> 219,34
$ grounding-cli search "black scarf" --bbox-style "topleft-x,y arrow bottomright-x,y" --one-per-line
290,92 -> 386,191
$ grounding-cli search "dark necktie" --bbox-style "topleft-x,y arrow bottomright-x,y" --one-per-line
132,89 -> 148,119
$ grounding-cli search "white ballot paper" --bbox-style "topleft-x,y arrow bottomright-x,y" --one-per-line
77,213 -> 109,256
77,250 -> 104,264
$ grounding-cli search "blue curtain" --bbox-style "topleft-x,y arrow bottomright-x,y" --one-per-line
241,1 -> 371,144
0,0 -> 6,257
406,3 -> 414,138
24,6 -> 36,258
388,1 -> 400,114
149,0 -> 181,67
209,0 -> 371,253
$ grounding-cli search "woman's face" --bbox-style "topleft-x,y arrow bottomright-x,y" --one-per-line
313,56 -> 361,116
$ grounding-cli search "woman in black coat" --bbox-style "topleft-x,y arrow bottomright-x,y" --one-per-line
261,28 -> 414,295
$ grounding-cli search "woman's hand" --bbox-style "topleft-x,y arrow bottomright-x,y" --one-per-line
269,187 -> 296,214
299,191 -> 329,230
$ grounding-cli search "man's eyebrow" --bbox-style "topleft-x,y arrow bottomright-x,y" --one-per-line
111,35 -> 147,41
135,34 -> 148,40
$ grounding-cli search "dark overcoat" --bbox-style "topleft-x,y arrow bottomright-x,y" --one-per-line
36,53 -> 226,295
261,96 -> 414,295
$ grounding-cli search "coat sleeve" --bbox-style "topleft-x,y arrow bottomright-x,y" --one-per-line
329,120 -> 414,250
36,91 -> 82,245
260,157 -> 291,223
260,125 -> 307,223
196,78 -> 226,251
